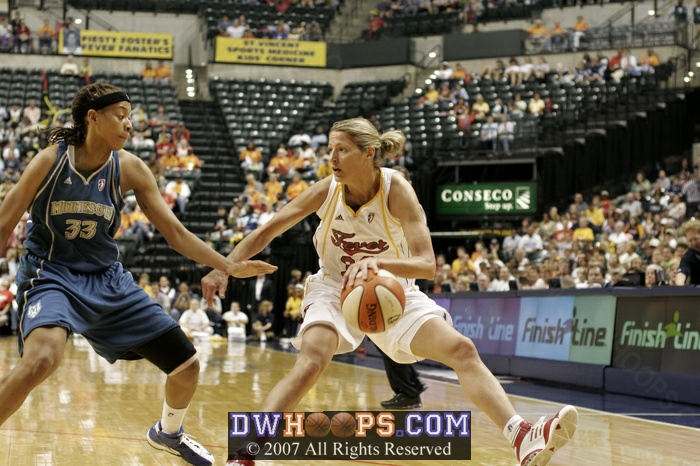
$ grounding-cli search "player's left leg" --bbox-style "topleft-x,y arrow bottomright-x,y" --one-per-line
410,318 -> 577,466
134,327 -> 214,466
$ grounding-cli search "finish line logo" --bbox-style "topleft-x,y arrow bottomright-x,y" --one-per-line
227,411 -> 471,461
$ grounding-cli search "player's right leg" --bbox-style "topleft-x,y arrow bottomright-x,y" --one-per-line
261,324 -> 338,412
0,326 -> 68,425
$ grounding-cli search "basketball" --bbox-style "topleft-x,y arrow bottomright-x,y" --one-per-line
330,412 -> 356,438
340,269 -> 405,333
305,412 -> 331,438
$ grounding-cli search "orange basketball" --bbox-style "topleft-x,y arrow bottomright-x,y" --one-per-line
305,412 -> 331,438
330,412 -> 356,438
340,269 -> 405,334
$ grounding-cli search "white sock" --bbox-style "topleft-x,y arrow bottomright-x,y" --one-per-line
160,400 -> 188,435
503,415 -> 526,444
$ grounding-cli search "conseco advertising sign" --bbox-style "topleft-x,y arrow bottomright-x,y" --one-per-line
436,182 -> 536,215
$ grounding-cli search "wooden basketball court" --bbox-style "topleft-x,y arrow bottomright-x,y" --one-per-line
1,336 -> 698,465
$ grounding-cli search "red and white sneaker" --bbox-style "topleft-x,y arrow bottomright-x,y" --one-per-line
512,405 -> 578,466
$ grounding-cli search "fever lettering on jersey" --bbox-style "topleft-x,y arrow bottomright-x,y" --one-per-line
330,229 -> 390,256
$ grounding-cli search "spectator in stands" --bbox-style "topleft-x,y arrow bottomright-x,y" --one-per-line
310,126 -> 328,150
479,115 -> 498,151
239,141 -> 264,178
519,224 -> 544,262
60,55 -> 80,76
285,172 -> 309,201
165,174 -> 191,216
571,15 -> 589,51
267,147 -> 291,177
37,19 -> 56,54
227,18 -> 246,38
22,100 -> 41,126
11,13 -> 31,54
171,282 -> 194,320
624,215 -> 645,241
364,13 -> 387,40
498,114 -> 515,154
315,154 -> 332,179
223,301 -> 248,341
619,192 -> 643,218
505,58 -> 524,86
217,15 -> 232,35
0,17 -> 11,52
142,61 -> 157,83
533,57 -> 550,81
471,94 -> 489,121
586,265 -> 608,288
288,128 -> 312,149
655,169 -> 671,191
304,20 -> 324,41
80,58 -> 93,84
251,300 -> 275,341
435,62 -> 454,84
639,49 -> 660,72
546,21 -> 565,51
179,298 -> 213,341
573,216 -> 595,243
526,20 -> 548,52
631,171 -> 652,195
528,92 -> 545,116
670,0 -> 689,24
155,61 -> 172,84
156,133 -> 175,159
262,173 -> 283,204
125,203 -> 154,253
481,59 -> 505,81
172,122 -> 190,142
694,0 -> 700,23
157,275 -> 176,317
283,284 -> 304,340
131,121 -> 155,149
667,194 -> 687,221
682,171 -> 700,216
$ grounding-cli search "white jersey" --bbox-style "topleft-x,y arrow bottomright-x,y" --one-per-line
312,167 -> 414,290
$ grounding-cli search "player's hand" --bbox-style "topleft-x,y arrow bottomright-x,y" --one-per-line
226,260 -> 277,278
201,269 -> 230,306
342,258 -> 380,289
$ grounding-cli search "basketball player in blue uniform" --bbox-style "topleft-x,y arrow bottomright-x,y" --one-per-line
0,83 -> 276,466
204,117 -> 578,466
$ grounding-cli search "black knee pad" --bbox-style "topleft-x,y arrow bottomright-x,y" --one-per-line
131,327 -> 197,374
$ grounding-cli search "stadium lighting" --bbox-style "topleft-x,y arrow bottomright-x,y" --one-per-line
425,79 -> 432,85
428,52 -> 436,58
684,77 -> 691,83
75,18 -> 83,24
696,62 -> 700,68
689,71 -> 695,77
186,69 -> 193,75
648,10 -> 654,15
186,86 -> 195,92
429,74 -> 436,79
415,88 -> 422,94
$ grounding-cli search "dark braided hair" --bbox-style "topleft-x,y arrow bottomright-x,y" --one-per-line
47,83 -> 123,146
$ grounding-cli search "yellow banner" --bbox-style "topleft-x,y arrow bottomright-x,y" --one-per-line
59,29 -> 173,59
215,37 -> 326,68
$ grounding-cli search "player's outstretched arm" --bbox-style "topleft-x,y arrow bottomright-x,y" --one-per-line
201,176 -> 332,304
119,151 -> 276,278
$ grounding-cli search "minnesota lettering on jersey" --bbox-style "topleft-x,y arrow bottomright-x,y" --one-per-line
330,229 -> 390,256
51,200 -> 115,221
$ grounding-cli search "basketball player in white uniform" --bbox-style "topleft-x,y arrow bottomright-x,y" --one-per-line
203,118 -> 577,466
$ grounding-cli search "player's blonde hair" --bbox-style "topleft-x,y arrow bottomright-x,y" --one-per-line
330,117 -> 405,168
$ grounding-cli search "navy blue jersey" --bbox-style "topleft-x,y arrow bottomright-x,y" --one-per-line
678,248 -> 700,285
24,142 -> 123,273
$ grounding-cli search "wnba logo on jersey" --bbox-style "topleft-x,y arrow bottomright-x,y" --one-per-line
98,179 -> 106,192
27,301 -> 42,318
367,213 -> 374,224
